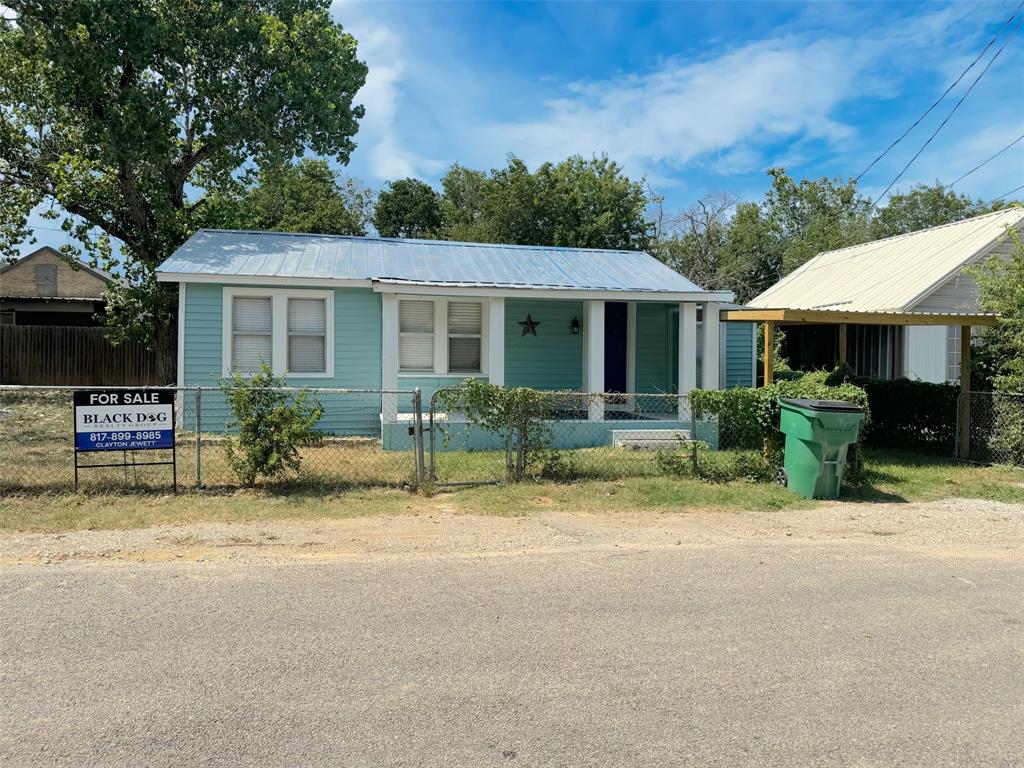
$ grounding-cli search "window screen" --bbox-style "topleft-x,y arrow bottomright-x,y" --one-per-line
232,297 -> 273,372
400,300 -> 434,371
35,264 -> 57,295
448,301 -> 482,373
288,298 -> 327,373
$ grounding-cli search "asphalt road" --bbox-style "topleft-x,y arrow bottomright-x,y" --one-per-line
2,536 -> 1022,767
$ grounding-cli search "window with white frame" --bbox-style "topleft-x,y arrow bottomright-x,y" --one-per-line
399,300 -> 434,371
447,301 -> 482,373
224,289 -> 333,377
396,297 -> 485,375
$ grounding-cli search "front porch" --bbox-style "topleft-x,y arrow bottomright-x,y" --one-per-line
380,293 -> 727,450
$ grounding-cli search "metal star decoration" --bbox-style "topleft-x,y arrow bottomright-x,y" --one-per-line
518,314 -> 541,336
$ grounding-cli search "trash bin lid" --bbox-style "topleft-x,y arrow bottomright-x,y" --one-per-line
779,397 -> 863,413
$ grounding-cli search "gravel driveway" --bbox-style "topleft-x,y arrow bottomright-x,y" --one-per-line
1,497 -> 1022,767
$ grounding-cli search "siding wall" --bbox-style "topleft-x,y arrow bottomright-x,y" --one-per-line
504,298 -> 583,390
182,284 -> 383,435
724,322 -> 755,387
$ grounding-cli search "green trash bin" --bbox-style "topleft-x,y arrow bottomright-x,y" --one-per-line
778,398 -> 865,499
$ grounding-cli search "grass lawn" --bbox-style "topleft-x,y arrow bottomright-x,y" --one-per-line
0,449 -> 1020,534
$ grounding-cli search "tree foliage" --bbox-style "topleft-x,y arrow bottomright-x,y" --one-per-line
373,177 -> 443,239
968,223 -> 1024,393
204,159 -> 373,236
389,155 -> 650,250
0,0 -> 367,379
871,183 -> 988,239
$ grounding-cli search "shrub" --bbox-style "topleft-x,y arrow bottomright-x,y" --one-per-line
689,371 -> 870,485
220,363 -> 324,486
437,379 -> 559,482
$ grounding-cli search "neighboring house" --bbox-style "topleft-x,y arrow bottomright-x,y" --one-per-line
156,230 -> 755,447
731,208 -> 1023,383
0,246 -> 111,326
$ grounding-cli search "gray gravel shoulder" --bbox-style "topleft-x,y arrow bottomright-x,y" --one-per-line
0,496 -> 1020,565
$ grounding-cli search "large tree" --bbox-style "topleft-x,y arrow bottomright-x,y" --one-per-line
429,154 -> 651,250
969,224 -> 1024,393
204,159 -> 373,236
372,177 -> 443,239
0,0 -> 367,380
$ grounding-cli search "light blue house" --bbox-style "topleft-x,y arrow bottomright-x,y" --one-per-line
157,230 -> 755,448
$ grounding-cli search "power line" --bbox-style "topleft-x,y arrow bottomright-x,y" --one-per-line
993,182 -> 1024,201
855,0 -> 1024,182
870,15 -> 1024,208
948,132 -> 1024,188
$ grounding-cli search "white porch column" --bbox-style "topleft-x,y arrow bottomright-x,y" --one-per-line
487,297 -> 505,386
381,293 -> 399,423
702,301 -> 721,390
678,302 -> 698,419
583,299 -> 605,421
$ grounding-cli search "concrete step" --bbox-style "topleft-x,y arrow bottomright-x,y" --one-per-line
612,428 -> 691,450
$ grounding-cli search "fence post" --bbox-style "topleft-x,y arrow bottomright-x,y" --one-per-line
195,386 -> 202,488
429,392 -> 437,482
412,388 -> 425,488
689,397 -> 698,474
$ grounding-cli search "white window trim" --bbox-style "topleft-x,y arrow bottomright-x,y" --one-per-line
222,287 -> 334,379
397,296 -> 489,377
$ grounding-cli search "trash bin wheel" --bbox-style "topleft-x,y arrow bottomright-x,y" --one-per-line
775,467 -> 788,487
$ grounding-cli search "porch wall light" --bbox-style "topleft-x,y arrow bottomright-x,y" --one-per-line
570,317 -> 580,335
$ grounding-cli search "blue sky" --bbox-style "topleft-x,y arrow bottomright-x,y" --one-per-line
27,0 -> 1024,255
334,0 -> 1024,206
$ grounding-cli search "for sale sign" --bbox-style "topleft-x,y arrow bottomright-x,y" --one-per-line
73,390 -> 175,452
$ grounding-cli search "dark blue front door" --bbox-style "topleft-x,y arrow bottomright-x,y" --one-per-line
605,302 -> 628,393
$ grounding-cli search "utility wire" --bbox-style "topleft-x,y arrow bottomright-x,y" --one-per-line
855,0 -> 1024,182
870,15 -> 1024,208
948,132 -> 1024,187
993,182 -> 1024,201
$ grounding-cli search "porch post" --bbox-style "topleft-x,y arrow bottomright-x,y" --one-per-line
381,293 -> 399,423
763,321 -> 775,387
702,301 -> 721,390
838,323 -> 848,366
959,324 -> 971,459
487,297 -> 505,386
584,299 -> 605,421
678,302 -> 697,418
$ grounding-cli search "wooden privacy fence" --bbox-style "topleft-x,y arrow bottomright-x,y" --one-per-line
0,324 -> 165,385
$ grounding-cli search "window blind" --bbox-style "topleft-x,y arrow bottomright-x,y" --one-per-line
400,300 -> 434,371
287,298 -> 327,373
448,301 -> 482,372
232,297 -> 273,371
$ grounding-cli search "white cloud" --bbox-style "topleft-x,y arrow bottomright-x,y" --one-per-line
485,35 -> 875,181
334,8 -> 442,180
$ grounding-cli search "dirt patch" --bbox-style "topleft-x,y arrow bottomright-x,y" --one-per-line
0,497 -> 1020,566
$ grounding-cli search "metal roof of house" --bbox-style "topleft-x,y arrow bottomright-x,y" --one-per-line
156,229 -> 714,294
748,207 -> 1024,313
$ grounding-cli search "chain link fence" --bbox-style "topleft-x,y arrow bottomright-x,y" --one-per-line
956,391 -> 1024,467
1,383 -> 769,494
0,385 -> 419,493
426,389 -> 762,486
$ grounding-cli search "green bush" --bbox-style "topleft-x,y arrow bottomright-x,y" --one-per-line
437,379 -> 559,482
689,371 -> 870,484
220,363 -> 324,486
